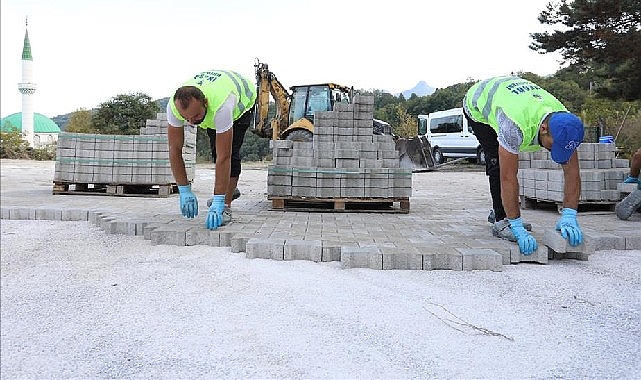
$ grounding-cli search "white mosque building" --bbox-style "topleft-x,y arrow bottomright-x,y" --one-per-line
1,19 -> 61,148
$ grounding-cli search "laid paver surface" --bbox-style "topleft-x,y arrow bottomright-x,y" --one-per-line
1,159 -> 638,263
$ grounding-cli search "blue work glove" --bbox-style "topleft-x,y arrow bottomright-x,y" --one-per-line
509,217 -> 538,255
556,208 -> 583,246
623,175 -> 639,184
205,194 -> 226,230
177,184 -> 198,218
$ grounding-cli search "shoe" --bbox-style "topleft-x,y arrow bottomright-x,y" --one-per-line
232,187 -> 241,200
488,210 -> 532,231
615,189 -> 641,220
222,206 -> 232,226
492,219 -> 517,242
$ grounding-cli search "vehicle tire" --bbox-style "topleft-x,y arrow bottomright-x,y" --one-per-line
285,129 -> 313,142
476,147 -> 486,165
432,148 -> 444,165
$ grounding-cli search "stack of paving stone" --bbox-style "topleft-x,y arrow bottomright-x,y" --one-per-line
267,95 -> 412,203
53,113 -> 196,189
518,142 -> 630,205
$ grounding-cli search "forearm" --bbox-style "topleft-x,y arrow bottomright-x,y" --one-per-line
562,152 -> 581,210
169,149 -> 189,186
214,156 -> 231,195
501,176 -> 521,219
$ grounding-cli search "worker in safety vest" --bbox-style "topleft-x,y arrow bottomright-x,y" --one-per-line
463,76 -> 585,255
167,70 -> 257,230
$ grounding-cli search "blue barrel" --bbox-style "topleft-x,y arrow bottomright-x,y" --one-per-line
599,135 -> 614,144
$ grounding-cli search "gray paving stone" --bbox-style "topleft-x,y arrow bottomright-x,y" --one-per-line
35,208 -> 62,221
626,236 -> 641,250
458,248 -> 503,271
341,246 -> 382,269
9,208 -> 35,220
426,252 -> 463,270
186,228 -> 220,246
510,245 -> 549,264
246,238 -> 285,260
150,227 -> 186,246
61,209 -> 89,221
284,239 -> 322,262
381,246 -> 422,270
230,234 -> 252,253
321,241 -> 342,262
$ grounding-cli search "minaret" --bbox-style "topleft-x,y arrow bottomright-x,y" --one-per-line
18,18 -> 36,147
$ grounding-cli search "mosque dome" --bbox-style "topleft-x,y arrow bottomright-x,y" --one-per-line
1,112 -> 61,133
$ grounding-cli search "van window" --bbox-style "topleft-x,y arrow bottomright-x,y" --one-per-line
418,117 -> 428,135
430,115 -> 463,133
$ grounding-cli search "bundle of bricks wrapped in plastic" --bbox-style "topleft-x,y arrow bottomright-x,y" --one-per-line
518,142 -> 630,209
267,95 -> 412,212
53,113 -> 196,197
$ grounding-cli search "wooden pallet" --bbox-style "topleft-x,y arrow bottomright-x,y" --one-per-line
52,182 -> 178,198
520,195 -> 617,212
269,196 -> 410,213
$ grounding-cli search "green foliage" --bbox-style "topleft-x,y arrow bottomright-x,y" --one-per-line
530,0 -> 641,100
65,108 -> 96,133
0,128 -> 31,159
194,126 -> 272,163
92,92 -> 159,135
0,128 -> 56,160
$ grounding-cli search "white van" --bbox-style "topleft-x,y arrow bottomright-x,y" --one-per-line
417,107 -> 484,165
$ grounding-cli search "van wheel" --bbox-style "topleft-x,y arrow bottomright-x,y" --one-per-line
476,147 -> 486,165
432,148 -> 444,165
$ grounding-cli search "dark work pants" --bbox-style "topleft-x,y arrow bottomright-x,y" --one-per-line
206,109 -> 254,178
464,112 -> 507,222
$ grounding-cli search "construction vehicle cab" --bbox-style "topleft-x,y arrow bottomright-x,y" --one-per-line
286,83 -> 352,141
253,59 -> 353,142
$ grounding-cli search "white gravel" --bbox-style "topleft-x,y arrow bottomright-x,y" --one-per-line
1,219 -> 640,379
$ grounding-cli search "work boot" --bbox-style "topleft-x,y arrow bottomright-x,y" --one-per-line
222,206 -> 232,226
488,210 -> 532,231
492,219 -> 517,242
615,189 -> 641,220
232,187 -> 241,200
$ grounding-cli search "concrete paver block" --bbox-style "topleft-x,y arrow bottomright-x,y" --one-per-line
284,240 -> 322,262
584,231 -> 626,250
150,227 -> 186,246
458,248 -> 503,271
341,246 -> 382,269
35,208 -> 62,221
321,241 -> 342,262
230,234 -> 252,253
510,245 -> 549,264
186,228 -> 220,246
381,246 -> 422,270
61,209 -> 89,221
425,252 -> 463,270
9,208 -> 35,220
544,229 -> 594,260
246,238 -> 285,260
626,236 -> 641,250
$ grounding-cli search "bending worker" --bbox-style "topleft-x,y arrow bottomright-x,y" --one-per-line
167,69 -> 257,230
463,76 -> 585,254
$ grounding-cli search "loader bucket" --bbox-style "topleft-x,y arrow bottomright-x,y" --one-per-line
395,136 -> 435,171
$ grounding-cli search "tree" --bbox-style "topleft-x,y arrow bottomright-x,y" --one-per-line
530,0 -> 641,100
92,92 -> 159,135
65,108 -> 95,133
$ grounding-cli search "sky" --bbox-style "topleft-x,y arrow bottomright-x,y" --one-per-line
1,0 -> 565,119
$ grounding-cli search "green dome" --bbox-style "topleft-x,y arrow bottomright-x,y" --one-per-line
1,112 -> 61,133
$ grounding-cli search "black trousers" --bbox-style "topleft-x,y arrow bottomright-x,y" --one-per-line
206,109 -> 254,178
463,111 -> 507,222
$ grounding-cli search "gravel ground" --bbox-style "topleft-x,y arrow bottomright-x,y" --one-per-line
1,218 -> 640,379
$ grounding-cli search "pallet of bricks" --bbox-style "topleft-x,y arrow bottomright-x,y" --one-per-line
267,95 -> 412,213
53,113 -> 196,197
518,142 -> 630,211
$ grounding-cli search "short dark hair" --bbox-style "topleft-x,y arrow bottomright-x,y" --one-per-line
173,86 -> 205,109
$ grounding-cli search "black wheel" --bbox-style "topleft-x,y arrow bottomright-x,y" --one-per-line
285,129 -> 313,142
432,148 -> 444,165
476,147 -> 486,165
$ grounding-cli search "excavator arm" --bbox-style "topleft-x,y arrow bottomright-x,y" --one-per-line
254,59 -> 291,140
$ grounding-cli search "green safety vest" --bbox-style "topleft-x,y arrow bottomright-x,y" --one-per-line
169,70 -> 257,130
464,76 -> 567,152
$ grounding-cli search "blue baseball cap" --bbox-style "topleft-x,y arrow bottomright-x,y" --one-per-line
548,112 -> 584,164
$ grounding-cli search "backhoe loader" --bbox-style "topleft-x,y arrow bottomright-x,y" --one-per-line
252,59 -> 434,170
